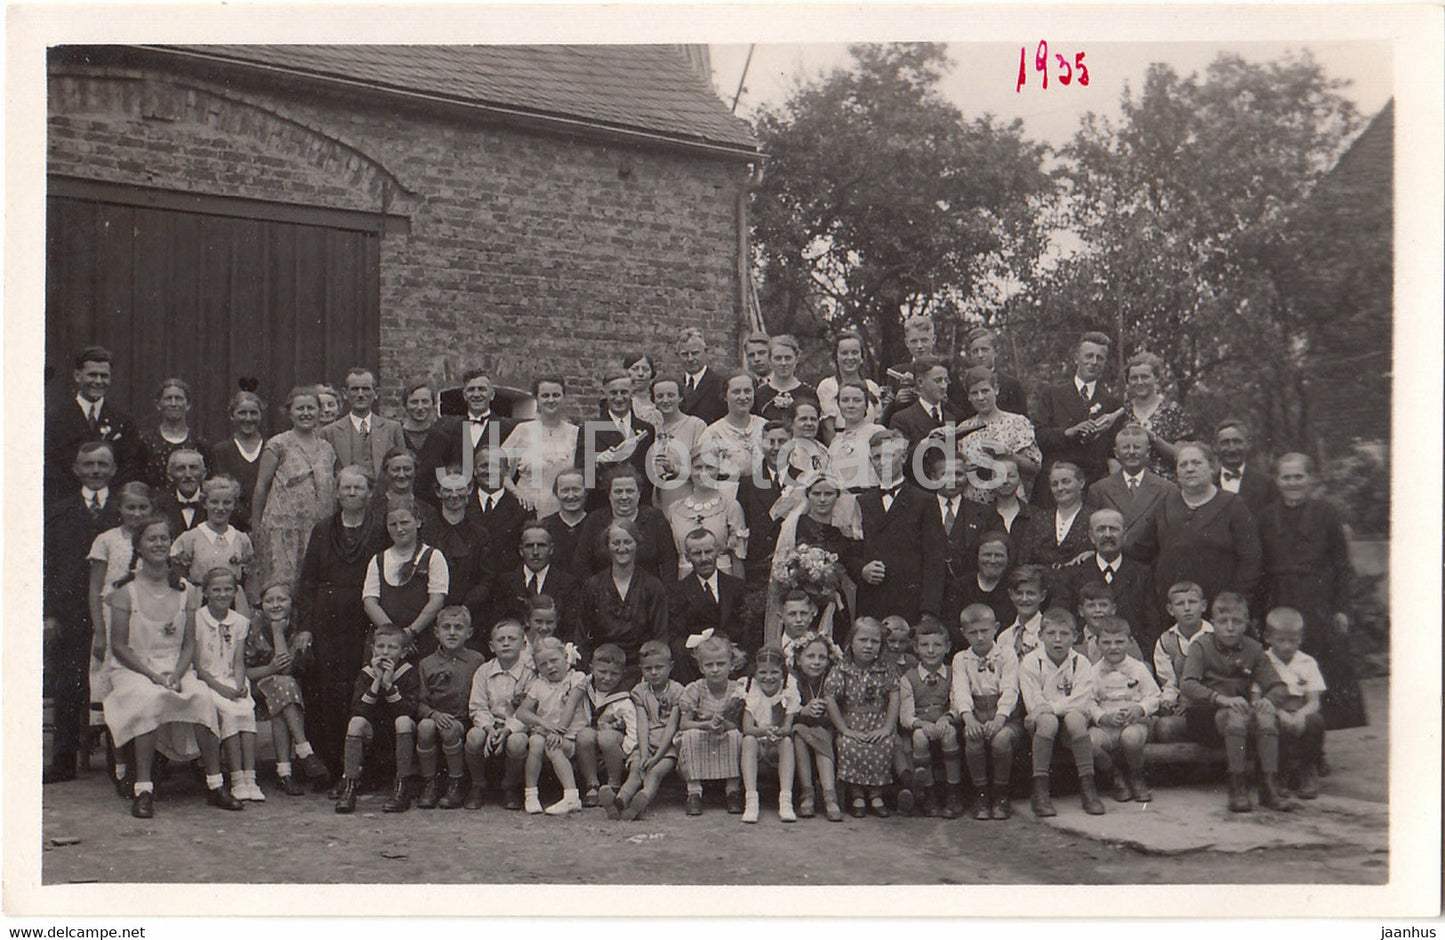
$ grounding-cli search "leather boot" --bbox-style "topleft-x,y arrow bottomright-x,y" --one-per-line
1078,774 -> 1106,815
972,786 -> 991,821
207,785 -> 245,811
1295,764 -> 1320,800
1129,770 -> 1152,803
991,789 -> 1013,820
1111,770 -> 1133,802
416,774 -> 443,809
895,769 -> 915,816
941,784 -> 964,820
334,777 -> 360,814
382,776 -> 413,813
1257,773 -> 1293,812
914,782 -> 934,818
438,776 -> 468,809
1227,773 -> 1252,813
1030,776 -> 1056,817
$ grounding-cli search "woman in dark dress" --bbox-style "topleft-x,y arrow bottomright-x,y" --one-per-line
295,464 -> 389,778
400,381 -> 438,456
951,532 -> 1016,649
1258,453 -> 1366,731
1019,461 -> 1096,603
753,335 -> 818,425
772,474 -> 863,646
208,385 -> 266,533
578,519 -> 668,686
1131,441 -> 1263,611
139,377 -> 210,491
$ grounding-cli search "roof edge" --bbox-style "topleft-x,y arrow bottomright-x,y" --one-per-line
130,44 -> 760,162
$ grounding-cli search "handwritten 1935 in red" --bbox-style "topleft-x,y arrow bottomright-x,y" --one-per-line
1017,41 -> 1090,92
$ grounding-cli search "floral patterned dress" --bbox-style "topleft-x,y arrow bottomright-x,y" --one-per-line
961,410 -> 1042,504
666,492 -> 747,577
824,655 -> 901,786
253,430 -> 336,596
1126,399 -> 1194,481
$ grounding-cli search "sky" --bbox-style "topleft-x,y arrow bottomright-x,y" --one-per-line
709,41 -> 1393,148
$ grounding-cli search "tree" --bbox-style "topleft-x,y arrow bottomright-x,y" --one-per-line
1014,51 -> 1362,453
750,43 -> 1052,367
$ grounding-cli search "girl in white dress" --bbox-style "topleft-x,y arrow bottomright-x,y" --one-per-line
103,517 -> 243,817
194,567 -> 264,801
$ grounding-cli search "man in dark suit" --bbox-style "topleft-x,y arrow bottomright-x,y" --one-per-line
1059,508 -> 1162,652
675,328 -> 727,425
879,315 -> 941,425
490,522 -> 580,641
1086,425 -> 1179,553
318,367 -> 407,478
667,529 -> 747,682
419,368 -> 518,504
578,370 -> 656,511
1033,331 -> 1124,506
736,421 -> 790,585
466,442 -> 528,617
44,440 -> 122,782
1214,418 -> 1279,519
855,430 -> 946,623
949,326 -> 1030,420
151,447 -> 209,535
923,449 -> 1001,632
887,356 -> 958,457
44,345 -> 142,503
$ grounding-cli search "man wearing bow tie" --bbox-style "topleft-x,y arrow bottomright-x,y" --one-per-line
44,441 -> 121,782
154,448 -> 209,535
44,345 -> 142,503
855,429 -> 945,623
1213,418 -> 1279,519
1033,331 -> 1124,507
319,367 -> 407,480
675,328 -> 726,425
420,369 -> 519,506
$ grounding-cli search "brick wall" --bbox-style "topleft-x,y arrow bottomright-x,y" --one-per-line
48,58 -> 751,419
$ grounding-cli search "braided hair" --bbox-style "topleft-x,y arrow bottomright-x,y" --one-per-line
112,516 -> 185,592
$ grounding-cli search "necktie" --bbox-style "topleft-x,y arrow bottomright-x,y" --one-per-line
702,578 -> 716,604
526,574 -> 538,595
359,419 -> 369,442
482,494 -> 494,514
1079,383 -> 1090,402
884,487 -> 901,511
86,403 -> 98,431
943,499 -> 956,535
88,494 -> 102,519
1127,476 -> 1138,491
685,375 -> 696,395
1103,565 -> 1115,585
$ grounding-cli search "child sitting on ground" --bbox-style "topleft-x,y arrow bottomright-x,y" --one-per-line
613,641 -> 684,821
415,606 -> 486,810
1262,606 -> 1326,800
1179,593 -> 1290,813
463,618 -> 534,810
1019,608 -> 1104,817
514,636 -> 587,815
677,635 -> 746,816
996,566 -> 1047,660
1151,581 -> 1213,743
951,604 -> 1022,821
739,645 -> 800,823
335,624 -> 421,814
897,618 -> 963,818
1087,616 -> 1159,803
1075,581 -> 1144,663
791,634 -> 844,822
577,643 -> 638,812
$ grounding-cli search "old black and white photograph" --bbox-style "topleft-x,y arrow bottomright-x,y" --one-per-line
6,0 -> 1441,925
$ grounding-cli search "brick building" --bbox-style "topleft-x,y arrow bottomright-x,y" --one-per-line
46,45 -> 759,433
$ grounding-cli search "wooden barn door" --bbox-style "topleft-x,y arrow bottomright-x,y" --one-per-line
45,178 -> 383,438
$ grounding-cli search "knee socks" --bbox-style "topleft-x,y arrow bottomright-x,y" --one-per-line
442,738 -> 465,777
343,734 -> 365,779
394,732 -> 415,779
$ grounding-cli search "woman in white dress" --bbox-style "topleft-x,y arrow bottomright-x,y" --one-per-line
826,380 -> 886,493
666,449 -> 748,578
648,374 -> 708,514
103,517 -> 244,817
503,376 -> 581,518
816,330 -> 882,442
698,371 -> 767,501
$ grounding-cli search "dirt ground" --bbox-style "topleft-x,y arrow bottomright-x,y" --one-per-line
39,678 -> 1388,886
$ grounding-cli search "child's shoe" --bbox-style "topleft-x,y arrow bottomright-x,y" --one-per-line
972,786 -> 991,821
503,788 -> 525,811
868,795 -> 891,818
725,788 -> 745,814
279,775 -> 306,796
1030,776 -> 1056,817
438,776 -> 467,809
416,775 -> 443,809
1110,771 -> 1133,802
823,791 -> 844,822
991,791 -> 1013,820
238,781 -> 266,802
1129,771 -> 1153,803
685,793 -> 704,816
942,784 -> 964,820
131,790 -> 154,819
1257,774 -> 1294,812
581,786 -> 600,808
599,785 -> 619,819
621,792 -> 653,821
1078,774 -> 1106,815
1227,773 -> 1253,813
1295,764 -> 1320,800
797,789 -> 816,818
915,782 -> 936,817
524,788 -> 544,814
301,753 -> 331,786
382,777 -> 413,813
742,792 -> 760,823
545,789 -> 582,815
207,786 -> 245,811
894,769 -> 915,816
334,777 -> 359,814
779,792 -> 797,823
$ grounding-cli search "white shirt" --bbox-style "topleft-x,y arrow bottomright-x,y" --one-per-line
881,483 -> 904,513
76,394 -> 103,421
476,488 -> 504,513
196,523 -> 240,549
362,543 -> 450,599
1122,470 -> 1146,490
349,412 -> 373,436
684,367 -> 707,392
937,494 -> 961,524
1074,377 -> 1096,400
1095,553 -> 1122,580
695,571 -> 719,600
1219,464 -> 1245,493
466,411 -> 492,449
1153,620 -> 1215,702
81,485 -> 109,508
524,565 -> 551,593
996,612 -> 1043,659
1265,649 -> 1327,698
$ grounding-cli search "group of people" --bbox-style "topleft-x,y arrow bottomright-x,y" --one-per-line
42,318 -> 1365,826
